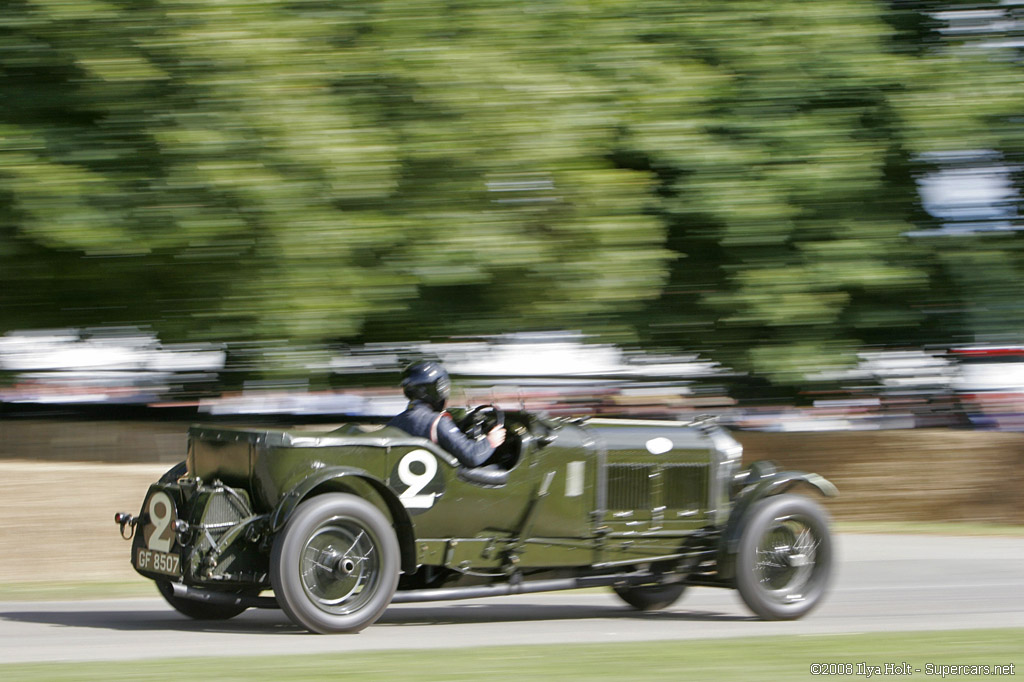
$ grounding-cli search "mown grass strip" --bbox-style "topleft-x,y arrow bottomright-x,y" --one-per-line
0,580 -> 156,602
1,628 -> 1020,681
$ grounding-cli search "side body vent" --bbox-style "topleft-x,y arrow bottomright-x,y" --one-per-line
661,462 -> 709,512
606,463 -> 653,510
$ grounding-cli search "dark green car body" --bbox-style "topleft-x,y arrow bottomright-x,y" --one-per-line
118,410 -> 837,633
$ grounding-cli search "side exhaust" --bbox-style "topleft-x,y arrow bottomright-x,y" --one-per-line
170,583 -> 278,609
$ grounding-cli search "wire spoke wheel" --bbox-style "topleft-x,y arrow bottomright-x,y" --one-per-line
754,517 -> 819,601
272,493 -> 399,633
735,494 -> 832,620
300,523 -> 381,614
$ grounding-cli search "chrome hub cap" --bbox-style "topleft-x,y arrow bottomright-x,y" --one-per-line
299,519 -> 380,615
754,515 -> 820,605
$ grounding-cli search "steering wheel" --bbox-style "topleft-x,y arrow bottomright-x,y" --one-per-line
458,404 -> 505,440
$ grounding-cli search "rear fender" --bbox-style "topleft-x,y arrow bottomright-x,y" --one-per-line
270,467 -> 417,574
716,467 -> 838,581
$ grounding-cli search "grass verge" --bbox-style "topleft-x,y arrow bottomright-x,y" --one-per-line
0,580 -> 156,602
835,520 -> 1024,536
0,628 -> 1020,681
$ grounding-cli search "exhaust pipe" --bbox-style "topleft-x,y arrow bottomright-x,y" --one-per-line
170,582 -> 278,609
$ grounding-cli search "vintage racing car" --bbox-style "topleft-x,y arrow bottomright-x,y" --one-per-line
115,409 -> 837,633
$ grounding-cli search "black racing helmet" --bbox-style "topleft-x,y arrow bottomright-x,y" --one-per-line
400,360 -> 451,411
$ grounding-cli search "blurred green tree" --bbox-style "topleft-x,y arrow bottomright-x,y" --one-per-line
0,0 -> 670,357
1,0 -> 1021,388
618,0 -> 1024,383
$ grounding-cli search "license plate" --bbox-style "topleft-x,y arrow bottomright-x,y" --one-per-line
136,547 -> 181,577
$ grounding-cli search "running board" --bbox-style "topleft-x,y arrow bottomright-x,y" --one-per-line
390,571 -> 673,604
169,571 -> 686,609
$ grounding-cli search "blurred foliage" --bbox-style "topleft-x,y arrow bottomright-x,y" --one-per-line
1,1 -> 1022,388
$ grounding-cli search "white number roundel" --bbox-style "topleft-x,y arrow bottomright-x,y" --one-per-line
395,450 -> 440,510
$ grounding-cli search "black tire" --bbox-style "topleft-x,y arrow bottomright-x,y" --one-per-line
734,494 -> 833,621
270,493 -> 400,634
155,581 -> 250,620
612,583 -> 688,611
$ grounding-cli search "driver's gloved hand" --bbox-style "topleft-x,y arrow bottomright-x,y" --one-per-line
487,425 -> 506,449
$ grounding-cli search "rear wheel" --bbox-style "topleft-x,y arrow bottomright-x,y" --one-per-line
734,494 -> 833,620
612,582 -> 688,611
271,493 -> 400,634
155,581 -> 250,620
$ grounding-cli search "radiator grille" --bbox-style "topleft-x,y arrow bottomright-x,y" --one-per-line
199,488 -> 251,529
607,463 -> 653,510
662,462 -> 708,510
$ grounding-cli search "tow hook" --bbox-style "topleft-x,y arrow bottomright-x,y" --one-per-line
114,512 -> 138,540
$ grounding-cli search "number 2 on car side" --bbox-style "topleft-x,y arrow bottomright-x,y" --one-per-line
390,449 -> 445,511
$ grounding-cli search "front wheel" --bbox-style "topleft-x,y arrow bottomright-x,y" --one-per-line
271,493 -> 400,634
734,494 -> 833,620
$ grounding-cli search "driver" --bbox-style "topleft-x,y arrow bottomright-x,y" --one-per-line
388,360 -> 506,468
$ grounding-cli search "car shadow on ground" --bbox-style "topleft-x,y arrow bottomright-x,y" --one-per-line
0,607 -> 297,635
0,600 -> 754,634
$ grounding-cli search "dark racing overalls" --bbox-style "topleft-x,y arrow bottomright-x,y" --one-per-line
387,400 -> 495,468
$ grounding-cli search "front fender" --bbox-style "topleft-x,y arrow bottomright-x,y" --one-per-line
716,467 -> 838,581
270,467 -> 417,574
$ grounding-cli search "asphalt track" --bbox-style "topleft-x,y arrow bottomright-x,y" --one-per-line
1,533 -> 1022,664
